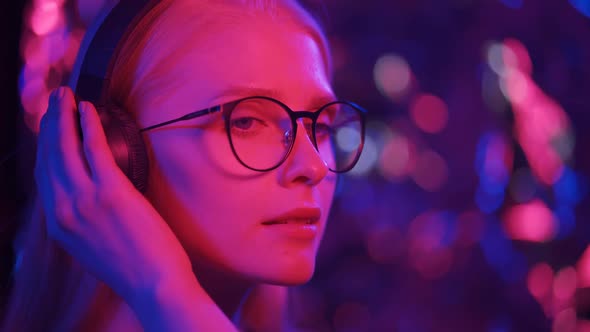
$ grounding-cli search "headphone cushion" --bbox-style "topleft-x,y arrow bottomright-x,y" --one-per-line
96,105 -> 149,193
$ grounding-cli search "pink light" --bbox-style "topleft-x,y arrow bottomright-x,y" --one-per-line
576,246 -> 590,288
552,308 -> 576,332
20,79 -> 50,133
35,0 -> 66,6
527,262 -> 554,300
503,38 -> 532,75
410,246 -> 453,280
412,150 -> 448,192
408,211 -> 446,252
502,199 -> 557,242
501,39 -> 571,185
22,34 -> 49,71
43,30 -> 68,65
373,54 -> 414,101
409,94 -> 449,134
30,1 -> 63,36
407,211 -> 454,278
553,267 -> 577,302
577,320 -> 590,332
378,135 -> 415,181
63,28 -> 84,69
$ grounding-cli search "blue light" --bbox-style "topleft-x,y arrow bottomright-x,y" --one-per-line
480,222 -> 527,283
500,0 -> 524,9
555,205 -> 576,239
570,0 -> 590,18
481,174 -> 508,195
476,186 -> 505,213
480,221 -> 512,269
489,317 -> 511,332
554,167 -> 586,205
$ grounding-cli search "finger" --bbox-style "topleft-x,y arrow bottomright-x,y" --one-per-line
46,87 -> 90,188
35,93 -> 59,192
78,101 -> 122,182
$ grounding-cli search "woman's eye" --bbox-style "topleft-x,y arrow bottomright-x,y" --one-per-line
230,117 -> 269,138
315,123 -> 333,139
232,117 -> 256,130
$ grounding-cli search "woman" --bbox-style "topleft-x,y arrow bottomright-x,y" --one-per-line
2,0 -> 365,331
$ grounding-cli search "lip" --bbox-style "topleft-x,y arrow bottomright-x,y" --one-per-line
262,207 -> 322,225
262,207 -> 322,241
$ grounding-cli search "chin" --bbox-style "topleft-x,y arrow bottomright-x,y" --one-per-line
259,255 -> 317,286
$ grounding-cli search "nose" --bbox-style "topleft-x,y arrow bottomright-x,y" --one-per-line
279,120 -> 329,186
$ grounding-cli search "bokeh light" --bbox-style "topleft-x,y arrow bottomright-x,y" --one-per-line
407,211 -> 455,279
552,308 -> 576,332
378,133 -> 415,181
336,126 -> 363,152
499,0 -> 524,9
409,94 -> 449,134
348,136 -> 378,177
30,1 -> 63,36
569,0 -> 590,18
553,267 -> 577,302
503,200 -> 557,243
411,150 -> 448,192
373,54 -> 413,101
577,246 -> 590,289
527,262 -> 554,300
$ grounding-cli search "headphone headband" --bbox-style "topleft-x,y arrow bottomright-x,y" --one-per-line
72,0 -> 158,104
66,0 -> 157,193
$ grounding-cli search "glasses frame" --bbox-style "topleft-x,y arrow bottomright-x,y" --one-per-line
139,96 -> 367,173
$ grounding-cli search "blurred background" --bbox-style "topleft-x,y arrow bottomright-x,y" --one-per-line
1,0 -> 590,331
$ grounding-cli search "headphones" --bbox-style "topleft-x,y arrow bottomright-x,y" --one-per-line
69,0 -> 159,193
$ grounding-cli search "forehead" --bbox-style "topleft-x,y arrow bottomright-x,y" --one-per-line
147,18 -> 333,118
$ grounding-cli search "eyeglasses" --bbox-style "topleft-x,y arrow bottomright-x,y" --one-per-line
140,96 -> 367,173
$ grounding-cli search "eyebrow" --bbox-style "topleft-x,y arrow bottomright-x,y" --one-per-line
211,86 -> 337,111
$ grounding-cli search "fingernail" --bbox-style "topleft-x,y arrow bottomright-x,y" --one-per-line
56,87 -> 66,100
78,101 -> 88,116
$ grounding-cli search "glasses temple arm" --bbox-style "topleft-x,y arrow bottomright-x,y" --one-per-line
139,105 -> 221,132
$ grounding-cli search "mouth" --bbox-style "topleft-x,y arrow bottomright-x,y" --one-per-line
262,219 -> 317,225
261,208 -> 322,241
262,207 -> 322,226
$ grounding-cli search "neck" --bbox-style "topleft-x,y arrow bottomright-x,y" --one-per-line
191,259 -> 255,321
99,263 -> 255,331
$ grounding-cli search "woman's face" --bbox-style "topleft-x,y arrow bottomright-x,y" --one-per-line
137,17 -> 337,285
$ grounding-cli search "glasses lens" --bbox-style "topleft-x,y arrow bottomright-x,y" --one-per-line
228,98 -> 292,170
316,102 -> 364,172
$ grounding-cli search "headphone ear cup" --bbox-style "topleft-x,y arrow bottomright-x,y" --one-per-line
95,105 -> 149,193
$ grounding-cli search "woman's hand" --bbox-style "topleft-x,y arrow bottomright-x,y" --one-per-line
35,86 -> 239,331
35,86 -> 194,309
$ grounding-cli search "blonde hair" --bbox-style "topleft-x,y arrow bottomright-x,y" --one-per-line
2,1 -> 331,331
109,0 -> 332,114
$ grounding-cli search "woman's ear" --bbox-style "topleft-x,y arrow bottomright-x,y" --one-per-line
236,284 -> 288,332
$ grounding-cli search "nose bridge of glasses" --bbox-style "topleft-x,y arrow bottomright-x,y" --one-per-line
293,110 -> 316,133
